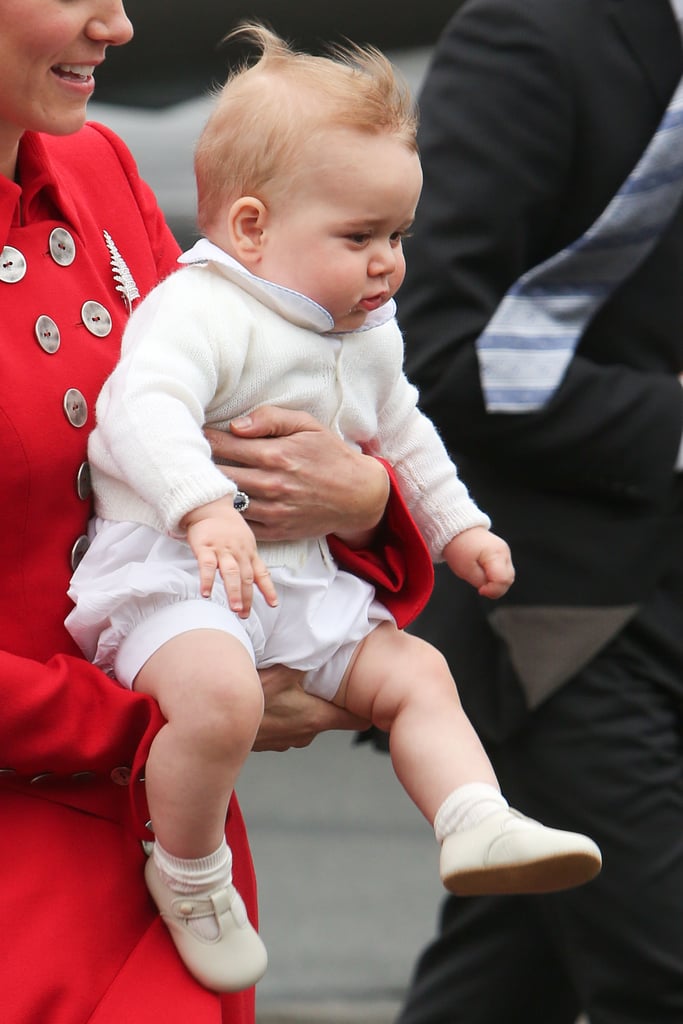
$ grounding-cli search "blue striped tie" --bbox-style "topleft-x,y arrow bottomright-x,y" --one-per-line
476,74 -> 683,412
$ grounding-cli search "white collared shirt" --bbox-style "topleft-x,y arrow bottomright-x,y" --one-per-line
178,238 -> 396,335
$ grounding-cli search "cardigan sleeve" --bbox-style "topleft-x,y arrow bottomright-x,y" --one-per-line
372,366 -> 490,559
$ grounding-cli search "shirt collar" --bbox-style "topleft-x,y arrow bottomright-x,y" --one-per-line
0,131 -> 84,246
178,237 -> 396,334
671,0 -> 683,31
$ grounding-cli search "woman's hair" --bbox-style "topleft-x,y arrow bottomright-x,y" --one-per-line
195,21 -> 418,233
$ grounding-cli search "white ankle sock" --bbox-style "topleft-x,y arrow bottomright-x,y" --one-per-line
434,783 -> 508,843
153,837 -> 232,940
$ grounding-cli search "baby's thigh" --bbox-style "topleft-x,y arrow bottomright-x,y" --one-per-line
338,621 -> 455,721
134,627 -> 262,731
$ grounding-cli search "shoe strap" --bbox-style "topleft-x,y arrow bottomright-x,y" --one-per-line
170,884 -> 237,922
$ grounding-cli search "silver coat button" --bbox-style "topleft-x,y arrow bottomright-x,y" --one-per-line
76,461 -> 92,500
81,300 -> 112,338
70,534 -> 90,570
34,315 -> 61,354
63,388 -> 88,428
29,773 -> 53,785
49,227 -> 76,267
0,245 -> 27,283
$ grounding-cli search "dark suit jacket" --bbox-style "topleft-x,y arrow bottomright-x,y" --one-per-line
399,0 -> 683,730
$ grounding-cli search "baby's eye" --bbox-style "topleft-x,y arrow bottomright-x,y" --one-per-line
348,233 -> 371,245
390,230 -> 411,245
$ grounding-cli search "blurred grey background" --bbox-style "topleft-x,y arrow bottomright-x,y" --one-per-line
94,1 -> 459,107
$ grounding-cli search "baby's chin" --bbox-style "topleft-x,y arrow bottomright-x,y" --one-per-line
330,307 -> 369,333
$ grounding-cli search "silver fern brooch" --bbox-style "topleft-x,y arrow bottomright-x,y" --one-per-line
104,229 -> 140,313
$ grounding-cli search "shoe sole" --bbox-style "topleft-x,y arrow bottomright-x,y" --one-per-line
442,850 -> 602,896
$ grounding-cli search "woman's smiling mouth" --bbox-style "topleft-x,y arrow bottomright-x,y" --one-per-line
52,63 -> 96,83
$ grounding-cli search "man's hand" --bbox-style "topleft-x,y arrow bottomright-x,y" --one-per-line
253,665 -> 369,751
204,406 -> 390,542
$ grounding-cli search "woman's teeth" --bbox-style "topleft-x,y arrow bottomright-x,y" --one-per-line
53,64 -> 95,81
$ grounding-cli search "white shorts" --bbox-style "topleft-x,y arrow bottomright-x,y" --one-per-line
66,519 -> 394,700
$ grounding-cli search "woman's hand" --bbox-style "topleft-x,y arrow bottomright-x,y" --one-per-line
204,406 -> 390,542
253,665 -> 369,752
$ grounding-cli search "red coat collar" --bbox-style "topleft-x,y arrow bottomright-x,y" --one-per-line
0,131 -> 84,244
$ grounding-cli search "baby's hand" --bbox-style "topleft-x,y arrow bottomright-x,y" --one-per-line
443,526 -> 515,599
182,496 -> 278,617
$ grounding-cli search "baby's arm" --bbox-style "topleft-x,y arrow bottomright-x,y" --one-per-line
181,496 -> 278,616
442,526 -> 515,600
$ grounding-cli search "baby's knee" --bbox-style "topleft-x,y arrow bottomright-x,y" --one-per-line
189,666 -> 264,746
367,637 -> 455,721
391,632 -> 454,687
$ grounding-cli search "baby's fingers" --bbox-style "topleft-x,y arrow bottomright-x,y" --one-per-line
196,549 -> 219,599
478,577 -> 510,599
478,549 -> 515,599
216,551 -> 251,616
254,556 -> 278,608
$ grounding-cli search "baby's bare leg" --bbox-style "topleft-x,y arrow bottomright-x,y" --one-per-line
338,622 -> 602,896
337,621 -> 498,825
135,627 -> 268,991
134,628 -> 264,858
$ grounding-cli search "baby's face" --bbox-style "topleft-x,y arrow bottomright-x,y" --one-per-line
256,128 -> 422,332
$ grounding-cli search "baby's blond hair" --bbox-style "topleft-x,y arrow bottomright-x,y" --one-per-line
195,22 -> 418,234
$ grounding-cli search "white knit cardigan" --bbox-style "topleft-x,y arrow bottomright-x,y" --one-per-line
89,240 -> 490,568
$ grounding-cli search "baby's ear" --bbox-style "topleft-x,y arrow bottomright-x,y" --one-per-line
228,196 -> 268,265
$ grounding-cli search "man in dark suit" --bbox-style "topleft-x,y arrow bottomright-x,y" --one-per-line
394,1 -> 683,1021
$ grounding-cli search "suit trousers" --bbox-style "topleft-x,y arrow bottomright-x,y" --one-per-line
396,563 -> 683,1024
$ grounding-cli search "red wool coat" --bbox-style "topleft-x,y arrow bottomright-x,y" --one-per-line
0,124 -> 433,1022
0,123 -> 256,1024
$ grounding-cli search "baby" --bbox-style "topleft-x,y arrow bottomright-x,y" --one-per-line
67,23 -> 601,993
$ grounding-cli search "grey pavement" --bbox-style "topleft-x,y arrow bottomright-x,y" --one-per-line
238,732 -> 589,1024
236,731 -> 443,1024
